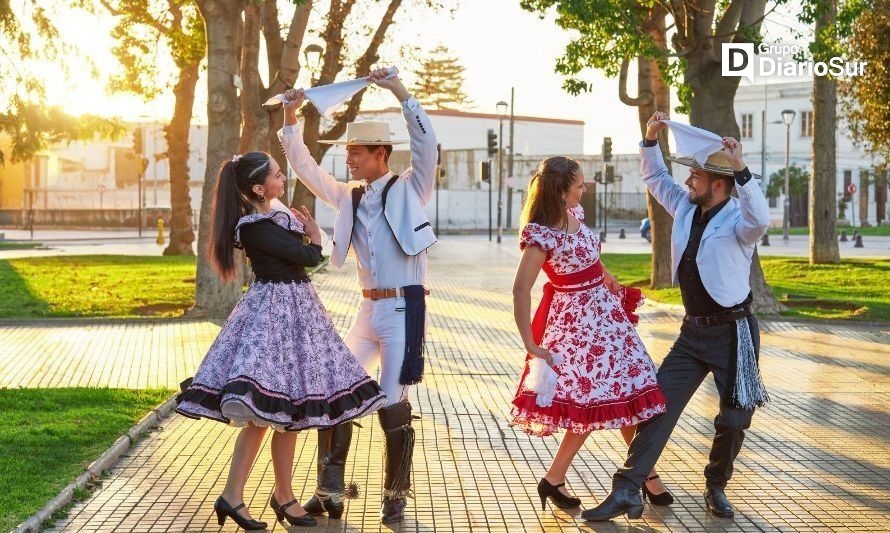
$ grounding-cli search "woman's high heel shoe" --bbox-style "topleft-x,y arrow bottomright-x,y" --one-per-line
213,496 -> 267,530
269,495 -> 317,527
641,474 -> 675,506
537,478 -> 582,510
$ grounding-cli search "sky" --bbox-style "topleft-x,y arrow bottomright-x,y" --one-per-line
25,0 -> 812,155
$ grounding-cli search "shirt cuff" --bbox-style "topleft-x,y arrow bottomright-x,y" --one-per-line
279,124 -> 301,136
733,167 -> 753,186
642,138 -> 658,148
402,96 -> 419,111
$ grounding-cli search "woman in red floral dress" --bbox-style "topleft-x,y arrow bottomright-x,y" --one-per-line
511,156 -> 672,511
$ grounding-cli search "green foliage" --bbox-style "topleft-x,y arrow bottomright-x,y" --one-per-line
765,164 -> 811,198
0,101 -> 126,164
518,1 -> 774,114
102,0 -> 206,100
838,0 -> 890,166
0,387 -> 172,531
0,1 -> 124,164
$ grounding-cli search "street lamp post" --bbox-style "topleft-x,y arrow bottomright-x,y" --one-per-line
506,88 -> 515,229
496,100 -> 508,244
781,109 -> 796,240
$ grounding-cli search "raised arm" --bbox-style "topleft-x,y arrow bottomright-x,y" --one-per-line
720,137 -> 770,245
368,69 -> 438,205
640,111 -> 687,218
277,88 -> 348,209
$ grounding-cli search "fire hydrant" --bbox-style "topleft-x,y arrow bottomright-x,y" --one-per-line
157,218 -> 165,245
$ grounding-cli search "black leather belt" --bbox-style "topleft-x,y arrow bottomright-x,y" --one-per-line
684,305 -> 752,327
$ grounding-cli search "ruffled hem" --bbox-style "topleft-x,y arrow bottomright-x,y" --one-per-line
175,375 -> 387,431
510,385 -> 666,437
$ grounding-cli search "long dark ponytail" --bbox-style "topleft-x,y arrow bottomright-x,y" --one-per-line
208,151 -> 271,281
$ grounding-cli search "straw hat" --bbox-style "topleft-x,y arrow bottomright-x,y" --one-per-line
318,121 -> 408,145
667,151 -> 760,179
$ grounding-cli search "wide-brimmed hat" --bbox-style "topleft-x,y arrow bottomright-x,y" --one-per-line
667,151 -> 761,179
318,121 -> 408,145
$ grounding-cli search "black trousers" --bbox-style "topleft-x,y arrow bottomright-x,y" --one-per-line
613,317 -> 760,491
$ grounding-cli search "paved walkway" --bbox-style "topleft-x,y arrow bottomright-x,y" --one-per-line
2,230 -> 889,259
2,238 -> 888,531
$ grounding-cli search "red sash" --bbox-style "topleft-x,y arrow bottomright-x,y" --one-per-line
531,261 -> 605,346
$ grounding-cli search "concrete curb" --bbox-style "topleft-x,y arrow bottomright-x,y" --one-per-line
13,395 -> 179,533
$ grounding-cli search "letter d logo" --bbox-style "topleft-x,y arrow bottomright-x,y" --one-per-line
722,43 -> 755,81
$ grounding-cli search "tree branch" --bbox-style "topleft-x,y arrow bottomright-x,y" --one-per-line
713,0 -> 744,51
321,0 -> 402,141
618,57 -> 653,107
271,0 -> 312,92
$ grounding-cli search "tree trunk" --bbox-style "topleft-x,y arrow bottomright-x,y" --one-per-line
264,0 -> 312,207
238,2 -> 270,153
687,59 -> 786,314
162,61 -> 200,256
810,1 -> 841,262
638,14 -> 673,289
192,0 -> 243,317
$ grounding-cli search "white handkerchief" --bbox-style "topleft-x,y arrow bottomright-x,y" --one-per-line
525,353 -> 564,407
664,120 -> 724,165
263,66 -> 399,117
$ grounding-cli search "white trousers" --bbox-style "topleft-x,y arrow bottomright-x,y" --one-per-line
345,296 -> 411,406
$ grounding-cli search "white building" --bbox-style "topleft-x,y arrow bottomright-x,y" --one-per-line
313,107 -> 586,230
734,81 -> 887,227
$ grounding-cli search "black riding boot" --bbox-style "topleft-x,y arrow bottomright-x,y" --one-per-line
378,401 -> 414,524
302,422 -> 355,519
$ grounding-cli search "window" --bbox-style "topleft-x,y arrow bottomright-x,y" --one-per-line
800,110 -> 814,137
740,113 -> 754,139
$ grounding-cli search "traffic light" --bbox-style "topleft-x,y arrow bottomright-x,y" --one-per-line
479,160 -> 491,183
132,128 -> 143,155
486,129 -> 497,158
602,136 -> 612,162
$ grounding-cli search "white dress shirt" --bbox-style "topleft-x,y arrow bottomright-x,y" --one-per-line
353,172 -> 427,290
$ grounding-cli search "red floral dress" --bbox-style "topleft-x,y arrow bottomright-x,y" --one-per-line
511,208 -> 666,436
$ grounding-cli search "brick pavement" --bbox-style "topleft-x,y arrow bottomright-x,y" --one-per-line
3,236 -> 888,531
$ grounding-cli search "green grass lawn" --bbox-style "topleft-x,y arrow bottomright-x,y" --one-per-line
0,255 -> 196,318
0,254 -> 887,321
0,388 -> 173,531
0,242 -> 43,250
768,226 -> 890,237
602,253 -> 890,321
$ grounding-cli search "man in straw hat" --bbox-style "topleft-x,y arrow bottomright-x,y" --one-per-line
583,111 -> 771,522
277,68 -> 437,524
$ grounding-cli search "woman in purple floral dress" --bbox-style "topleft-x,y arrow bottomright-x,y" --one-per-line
176,152 -> 386,530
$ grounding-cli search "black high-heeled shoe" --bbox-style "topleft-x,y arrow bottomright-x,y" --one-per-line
641,474 -> 674,506
269,495 -> 317,527
213,496 -> 267,530
537,478 -> 582,510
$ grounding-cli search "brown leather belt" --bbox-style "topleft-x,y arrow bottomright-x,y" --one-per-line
362,287 -> 431,301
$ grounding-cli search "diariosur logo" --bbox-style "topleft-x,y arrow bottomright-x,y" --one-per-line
722,43 -> 867,81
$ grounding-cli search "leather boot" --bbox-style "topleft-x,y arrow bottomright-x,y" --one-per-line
378,401 -> 414,524
303,423 -> 355,519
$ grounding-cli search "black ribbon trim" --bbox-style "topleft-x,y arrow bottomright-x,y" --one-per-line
176,375 -> 384,423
